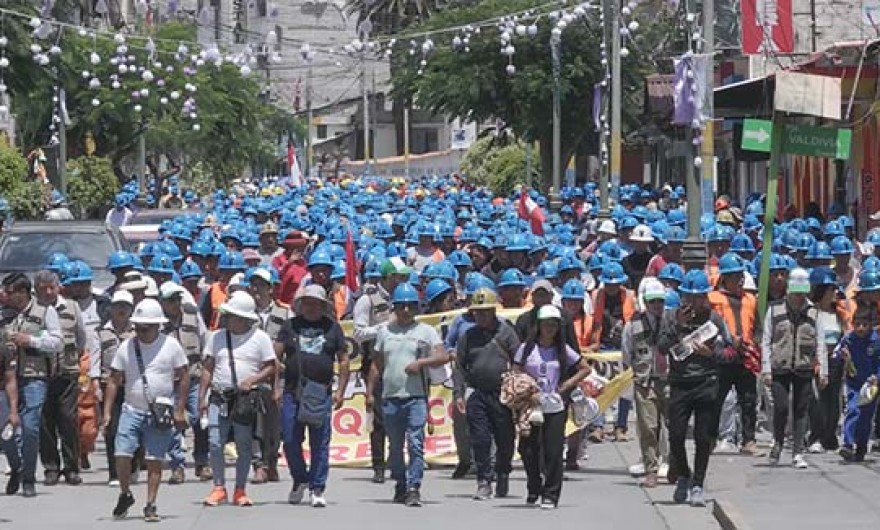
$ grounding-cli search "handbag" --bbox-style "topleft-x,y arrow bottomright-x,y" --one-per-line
133,339 -> 175,431
225,330 -> 262,426
293,331 -> 332,427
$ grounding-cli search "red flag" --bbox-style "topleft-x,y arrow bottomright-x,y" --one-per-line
518,190 -> 545,235
345,230 -> 359,292
287,137 -> 295,175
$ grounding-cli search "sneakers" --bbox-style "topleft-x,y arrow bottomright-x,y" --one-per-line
195,465 -> 213,481
44,470 -> 60,486
658,463 -> 669,479
143,503 -> 160,523
587,428 -> 604,443
5,469 -> 20,495
628,462 -> 646,476
224,442 -> 238,459
203,486 -> 228,506
371,467 -> 386,484
740,441 -> 766,457
540,498 -> 557,510
840,445 -> 855,462
80,455 -> 91,471
108,479 -> 120,488
495,473 -> 510,498
64,470 -> 82,485
613,427 -> 628,442
113,491 -> 135,519
266,467 -> 280,482
473,481 -> 492,500
168,468 -> 185,485
22,482 -> 36,498
526,493 -> 540,506
807,442 -> 825,454
642,472 -> 658,488
288,483 -> 308,505
233,488 -> 253,507
451,462 -> 471,479
768,445 -> 782,466
714,439 -> 737,454
251,467 -> 268,484
673,477 -> 690,504
404,488 -> 422,507
311,490 -> 327,508
793,454 -> 809,469
689,485 -> 706,507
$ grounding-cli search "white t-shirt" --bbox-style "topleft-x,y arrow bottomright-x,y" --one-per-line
112,334 -> 188,411
204,327 -> 275,391
105,207 -> 133,227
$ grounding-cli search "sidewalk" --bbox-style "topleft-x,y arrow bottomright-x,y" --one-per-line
607,435 -> 880,530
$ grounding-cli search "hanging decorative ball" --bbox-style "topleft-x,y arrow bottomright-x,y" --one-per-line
621,6 -> 632,16
506,64 -> 516,75
92,98 -> 101,106
142,70 -> 154,82
0,37 -> 7,48
90,52 -> 101,65
160,97 -> 168,105
196,58 -> 205,67
156,79 -> 165,87
112,80 -> 121,89
119,64 -> 128,74
420,59 -> 427,67
166,65 -> 174,73
78,28 -> 88,37
189,112 -> 197,119
271,53 -> 282,63
503,45 -> 515,56
29,17 -> 41,29
131,90 -> 140,99
81,70 -> 91,78
89,78 -> 100,89
140,88 -> 149,97
240,65 -> 252,76
557,20 -> 568,30
114,33 -> 126,44
0,57 -> 9,68
30,44 -> 42,54
49,45 -> 61,55
134,104 -> 142,112
628,1 -> 639,10
694,156 -> 703,167
628,21 -> 640,32
0,83 -> 6,93
515,25 -> 527,36
185,83 -> 196,93
551,27 -> 562,38
562,13 -> 574,24
170,90 -> 180,100
527,24 -> 538,36
193,124 -> 201,131
619,27 -> 629,37
692,135 -> 703,146
620,47 -> 630,58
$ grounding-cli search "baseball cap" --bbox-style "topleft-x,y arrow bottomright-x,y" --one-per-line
531,279 -> 555,294
537,305 -> 562,320
787,268 -> 811,294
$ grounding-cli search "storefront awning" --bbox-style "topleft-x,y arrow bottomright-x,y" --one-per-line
714,75 -> 776,119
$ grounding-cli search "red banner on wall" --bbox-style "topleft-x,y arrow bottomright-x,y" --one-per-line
741,0 -> 794,54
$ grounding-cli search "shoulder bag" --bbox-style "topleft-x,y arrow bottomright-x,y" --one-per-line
292,329 -> 332,427
133,339 -> 175,431
225,330 -> 263,426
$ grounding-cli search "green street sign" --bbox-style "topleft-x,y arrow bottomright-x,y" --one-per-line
782,124 -> 852,160
741,119 -> 773,152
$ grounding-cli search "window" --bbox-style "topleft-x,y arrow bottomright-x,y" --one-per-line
316,125 -> 328,139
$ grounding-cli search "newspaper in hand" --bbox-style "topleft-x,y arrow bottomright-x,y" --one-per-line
669,321 -> 719,362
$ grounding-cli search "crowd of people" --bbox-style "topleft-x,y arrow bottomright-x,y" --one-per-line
0,176 -> 879,522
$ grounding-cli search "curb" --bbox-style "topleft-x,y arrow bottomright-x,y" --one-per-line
712,498 -> 751,530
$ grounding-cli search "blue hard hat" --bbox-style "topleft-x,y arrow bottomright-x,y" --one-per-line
147,254 -> 175,275
331,260 -> 346,280
61,260 -> 93,285
587,254 -> 607,273
464,273 -> 495,295
535,261 -> 558,280
498,268 -> 527,288
364,258 -> 383,279
392,282 -> 420,304
618,216 -> 639,231
561,279 -> 586,300
188,240 -> 212,257
506,234 -> 531,252
596,240 -> 623,262
718,253 -> 746,275
307,249 -> 334,269
823,220 -> 845,238
179,259 -> 202,280
218,251 -> 246,271
769,253 -> 790,271
665,290 -> 681,309
447,250 -> 473,269
809,266 -> 837,286
730,234 -> 755,254
706,225 -> 732,243
667,209 -> 687,227
658,262 -> 685,284
806,241 -> 833,261
679,269 -> 712,294
49,190 -> 65,206
107,250 -> 134,271
829,235 -> 854,255
863,256 -> 880,272
839,215 -> 855,229
425,278 -> 453,303
858,269 -> 880,292
558,255 -> 585,273
599,261 -> 628,285
45,252 -> 70,272
743,215 -> 762,233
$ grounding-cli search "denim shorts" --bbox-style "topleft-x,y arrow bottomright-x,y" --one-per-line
114,404 -> 174,461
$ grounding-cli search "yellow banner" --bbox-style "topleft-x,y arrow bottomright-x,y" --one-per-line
321,307 -> 631,467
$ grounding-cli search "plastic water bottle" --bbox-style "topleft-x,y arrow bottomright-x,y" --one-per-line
365,410 -> 374,433
1,423 -> 13,441
199,413 -> 209,430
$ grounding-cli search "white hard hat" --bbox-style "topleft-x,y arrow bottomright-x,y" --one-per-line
598,220 -> 617,235
143,276 -> 159,298
220,291 -> 259,321
630,224 -> 654,243
159,281 -> 187,300
130,299 -> 168,325
743,271 -> 757,292
110,290 -> 134,306
641,278 -> 666,302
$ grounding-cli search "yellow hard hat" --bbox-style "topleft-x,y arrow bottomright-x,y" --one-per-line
469,288 -> 498,310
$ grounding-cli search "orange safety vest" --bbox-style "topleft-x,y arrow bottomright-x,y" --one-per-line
331,284 -> 349,320
706,258 -> 721,289
208,282 -> 229,330
588,287 -> 635,350
708,289 -> 756,343
572,312 -> 593,351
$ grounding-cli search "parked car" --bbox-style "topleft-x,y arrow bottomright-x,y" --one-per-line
0,221 -> 130,292
119,208 -> 189,246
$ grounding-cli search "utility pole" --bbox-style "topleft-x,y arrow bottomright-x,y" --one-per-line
550,31 -> 561,207
610,0 -> 622,206
404,105 -> 410,180
361,57 -> 370,173
302,44 -> 314,179
598,0 -> 613,216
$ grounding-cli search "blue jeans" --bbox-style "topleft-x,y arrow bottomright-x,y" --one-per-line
0,391 -> 21,475
843,383 -> 879,448
168,380 -> 208,469
280,391 -> 331,491
616,397 -> 632,430
383,397 -> 427,491
12,379 -> 47,483
208,402 -> 253,489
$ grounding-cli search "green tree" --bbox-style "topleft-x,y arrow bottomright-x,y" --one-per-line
0,142 -> 45,219
66,155 -> 119,218
391,0 -> 674,189
460,135 -> 539,195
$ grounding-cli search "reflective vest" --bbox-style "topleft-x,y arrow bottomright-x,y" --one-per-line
56,297 -> 82,375
708,290 -> 757,344
331,284 -> 350,320
97,324 -> 134,382
208,282 -> 228,330
9,301 -> 53,379
628,312 -> 666,384
571,313 -> 592,350
767,301 -> 819,374
364,284 -> 392,326
589,288 -> 635,350
260,302 -> 290,342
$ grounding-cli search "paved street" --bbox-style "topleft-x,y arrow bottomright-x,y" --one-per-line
2,439 -> 719,530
